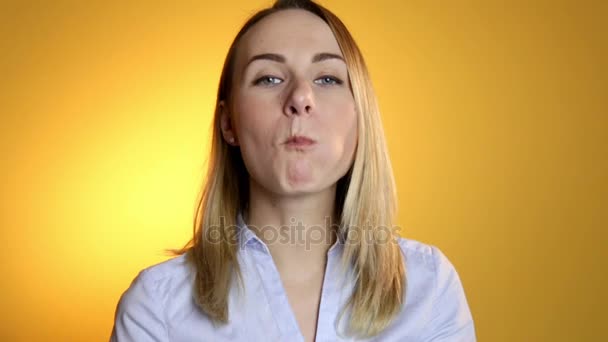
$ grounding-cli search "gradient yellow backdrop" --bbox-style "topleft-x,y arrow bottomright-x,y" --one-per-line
1,0 -> 606,341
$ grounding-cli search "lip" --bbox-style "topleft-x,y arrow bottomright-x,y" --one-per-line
283,135 -> 317,149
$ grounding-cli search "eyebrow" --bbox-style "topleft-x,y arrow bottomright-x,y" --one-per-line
246,52 -> 345,68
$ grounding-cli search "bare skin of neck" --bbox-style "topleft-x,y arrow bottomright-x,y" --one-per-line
245,179 -> 339,342
245,179 -> 338,282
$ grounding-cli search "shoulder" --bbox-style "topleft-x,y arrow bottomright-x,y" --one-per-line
395,236 -> 454,274
115,252 -> 194,307
394,237 -> 477,340
394,236 -> 465,300
123,253 -> 193,298
137,253 -> 193,285
110,253 -> 195,341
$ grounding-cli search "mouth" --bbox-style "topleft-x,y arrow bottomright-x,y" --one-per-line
283,135 -> 317,149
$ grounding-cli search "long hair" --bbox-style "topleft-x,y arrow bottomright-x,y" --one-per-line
171,0 -> 405,338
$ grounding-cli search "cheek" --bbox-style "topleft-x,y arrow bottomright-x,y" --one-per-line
322,100 -> 358,157
233,96 -> 272,141
231,94 -> 280,174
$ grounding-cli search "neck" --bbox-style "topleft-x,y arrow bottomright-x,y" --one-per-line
244,179 -> 338,281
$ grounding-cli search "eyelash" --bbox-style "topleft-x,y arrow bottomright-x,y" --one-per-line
315,76 -> 343,86
253,76 -> 283,86
253,75 -> 344,86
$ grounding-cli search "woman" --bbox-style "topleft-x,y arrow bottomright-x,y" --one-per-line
110,0 -> 476,341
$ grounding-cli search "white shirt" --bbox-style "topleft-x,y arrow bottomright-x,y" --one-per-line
110,213 -> 476,341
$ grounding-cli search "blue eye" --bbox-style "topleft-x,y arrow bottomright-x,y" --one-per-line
254,76 -> 283,86
314,76 -> 343,85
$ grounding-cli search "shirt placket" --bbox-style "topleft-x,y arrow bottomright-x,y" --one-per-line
250,243 -> 305,342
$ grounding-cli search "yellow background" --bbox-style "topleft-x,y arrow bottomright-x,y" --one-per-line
1,0 -> 606,340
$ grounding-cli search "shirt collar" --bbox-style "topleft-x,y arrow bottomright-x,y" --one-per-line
236,211 -> 266,252
236,211 -> 344,256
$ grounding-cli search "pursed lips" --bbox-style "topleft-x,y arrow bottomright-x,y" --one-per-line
282,135 -> 317,149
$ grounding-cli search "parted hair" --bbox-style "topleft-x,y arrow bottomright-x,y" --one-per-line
171,0 -> 405,338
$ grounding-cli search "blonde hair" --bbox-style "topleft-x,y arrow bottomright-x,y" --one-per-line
171,0 -> 405,338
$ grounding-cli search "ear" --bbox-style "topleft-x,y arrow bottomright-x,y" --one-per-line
219,101 -> 239,146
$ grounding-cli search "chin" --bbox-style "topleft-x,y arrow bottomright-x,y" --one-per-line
280,182 -> 319,196
278,176 -> 336,197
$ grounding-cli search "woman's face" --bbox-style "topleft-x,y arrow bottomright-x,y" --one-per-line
222,9 -> 357,197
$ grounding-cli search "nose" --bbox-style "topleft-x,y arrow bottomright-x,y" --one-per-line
283,79 -> 315,116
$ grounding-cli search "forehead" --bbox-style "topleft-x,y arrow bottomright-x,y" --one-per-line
236,9 -> 343,61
